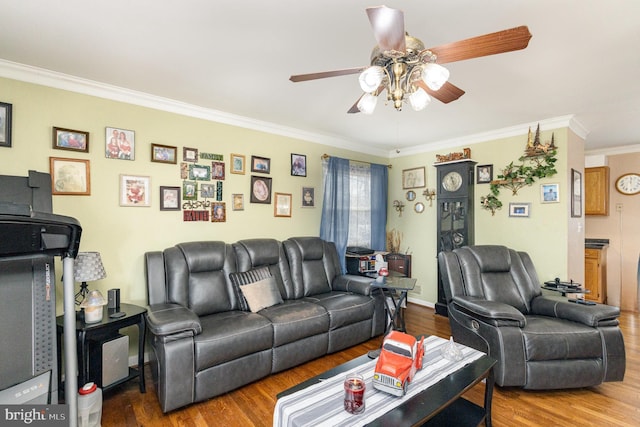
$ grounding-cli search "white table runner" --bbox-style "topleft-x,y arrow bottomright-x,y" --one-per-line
273,336 -> 485,427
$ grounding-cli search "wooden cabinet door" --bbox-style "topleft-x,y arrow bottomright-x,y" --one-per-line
584,248 -> 606,303
585,167 -> 609,216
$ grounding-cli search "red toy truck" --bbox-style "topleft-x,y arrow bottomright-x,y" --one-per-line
373,331 -> 425,396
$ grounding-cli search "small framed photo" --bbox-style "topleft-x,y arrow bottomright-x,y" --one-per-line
183,147 -> 198,162
291,153 -> 307,177
119,174 -> 150,206
212,161 -> 225,180
302,187 -> 315,207
230,153 -> 245,174
274,193 -> 292,217
571,169 -> 582,218
232,194 -> 244,211
160,186 -> 181,211
183,181 -> 198,200
211,202 -> 226,222
509,203 -> 531,218
52,127 -> 89,152
106,127 -> 135,160
251,155 -> 270,174
151,143 -> 177,164
189,164 -> 211,181
50,157 -> 91,195
250,176 -> 272,204
200,183 -> 214,198
476,164 -> 493,184
402,167 -> 426,189
0,101 -> 12,148
541,183 -> 560,203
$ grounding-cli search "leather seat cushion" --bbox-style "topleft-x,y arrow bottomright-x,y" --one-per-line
258,300 -> 329,347
195,311 -> 273,371
523,316 -> 603,361
304,292 -> 375,330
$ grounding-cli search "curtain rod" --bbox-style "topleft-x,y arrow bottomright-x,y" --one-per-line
321,154 -> 392,169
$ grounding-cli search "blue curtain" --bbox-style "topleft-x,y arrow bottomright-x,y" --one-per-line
320,157 -> 351,273
370,163 -> 388,251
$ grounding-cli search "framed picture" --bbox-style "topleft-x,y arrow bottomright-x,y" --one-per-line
291,153 -> 307,177
119,174 -> 150,206
250,175 -> 272,204
571,169 -> 582,217
509,203 -> 531,218
189,164 -> 211,181
160,186 -> 181,211
151,143 -> 177,164
183,147 -> 198,162
230,153 -> 245,174
302,186 -> 315,207
183,181 -> 198,200
200,183 -> 215,198
105,127 -> 135,160
274,193 -> 292,217
232,193 -> 244,211
211,202 -> 226,222
251,155 -> 270,174
402,167 -> 426,189
0,101 -> 12,148
541,183 -> 560,203
212,161 -> 225,180
476,164 -> 493,184
49,157 -> 91,195
52,127 -> 89,152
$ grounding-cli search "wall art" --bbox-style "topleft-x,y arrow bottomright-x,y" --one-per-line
541,183 -> 559,203
212,202 -> 226,222
50,157 -> 90,195
189,164 -> 211,181
183,147 -> 198,162
251,155 -> 270,174
571,169 -> 582,217
402,167 -> 426,189
52,127 -> 89,152
250,176 -> 272,204
302,186 -> 315,207
160,186 -> 181,211
231,153 -> 245,174
232,193 -> 244,211
106,127 -> 135,160
119,174 -> 150,206
151,143 -> 177,164
274,193 -> 292,217
476,164 -> 493,184
291,153 -> 307,177
509,202 -> 531,218
212,161 -> 225,180
0,101 -> 12,148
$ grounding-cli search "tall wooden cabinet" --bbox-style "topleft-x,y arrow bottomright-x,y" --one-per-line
585,166 -> 610,216
584,247 -> 607,303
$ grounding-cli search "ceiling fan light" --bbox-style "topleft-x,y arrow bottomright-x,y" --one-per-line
357,92 -> 378,114
409,87 -> 431,111
359,66 -> 385,92
422,63 -> 450,91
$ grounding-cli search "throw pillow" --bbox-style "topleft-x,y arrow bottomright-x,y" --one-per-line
239,276 -> 283,312
229,266 -> 276,311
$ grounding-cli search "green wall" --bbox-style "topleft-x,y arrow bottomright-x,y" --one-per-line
1,76 -> 581,312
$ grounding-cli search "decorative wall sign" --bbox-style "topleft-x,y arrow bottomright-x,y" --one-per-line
200,152 -> 223,161
216,181 -> 223,201
183,210 -> 209,221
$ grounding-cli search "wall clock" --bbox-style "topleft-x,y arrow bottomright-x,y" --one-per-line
442,171 -> 463,192
614,173 -> 640,195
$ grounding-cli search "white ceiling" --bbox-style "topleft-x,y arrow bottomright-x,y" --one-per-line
1,0 -> 639,156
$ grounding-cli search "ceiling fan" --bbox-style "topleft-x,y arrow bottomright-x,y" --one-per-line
290,5 -> 532,114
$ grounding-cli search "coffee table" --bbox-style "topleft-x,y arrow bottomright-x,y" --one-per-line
275,336 -> 496,427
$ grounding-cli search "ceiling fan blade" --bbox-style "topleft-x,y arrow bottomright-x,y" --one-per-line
366,6 -> 406,53
416,80 -> 465,104
290,67 -> 367,82
347,97 -> 362,114
427,26 -> 532,64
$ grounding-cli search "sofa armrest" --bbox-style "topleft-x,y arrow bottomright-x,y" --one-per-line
332,274 -> 374,295
531,296 -> 620,327
146,303 -> 202,337
452,295 -> 526,327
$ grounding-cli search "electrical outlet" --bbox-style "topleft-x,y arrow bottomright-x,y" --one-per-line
616,203 -> 623,212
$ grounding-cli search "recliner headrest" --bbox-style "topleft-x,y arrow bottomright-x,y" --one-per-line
236,239 -> 281,266
176,241 -> 227,272
289,237 -> 324,260
468,245 -> 512,272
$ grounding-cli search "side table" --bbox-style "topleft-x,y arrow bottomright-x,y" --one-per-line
370,275 -> 417,333
56,303 -> 146,400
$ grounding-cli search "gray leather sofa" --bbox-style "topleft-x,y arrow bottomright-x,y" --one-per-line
144,237 -> 385,412
438,245 -> 626,389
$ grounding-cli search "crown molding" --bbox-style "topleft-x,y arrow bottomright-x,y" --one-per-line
586,144 -> 640,156
0,59 -> 390,158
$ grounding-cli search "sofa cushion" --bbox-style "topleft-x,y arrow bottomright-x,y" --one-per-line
258,300 -> 329,347
240,276 -> 284,312
229,266 -> 273,311
522,316 -> 603,361
304,292 -> 375,330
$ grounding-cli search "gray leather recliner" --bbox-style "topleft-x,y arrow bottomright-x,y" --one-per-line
438,245 -> 625,389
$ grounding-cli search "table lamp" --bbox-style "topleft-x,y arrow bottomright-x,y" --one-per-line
74,251 -> 107,305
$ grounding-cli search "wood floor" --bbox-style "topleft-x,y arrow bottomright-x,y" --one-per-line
102,305 -> 639,426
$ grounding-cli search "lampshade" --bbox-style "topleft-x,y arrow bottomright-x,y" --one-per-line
422,63 -> 450,91
74,252 -> 107,282
356,92 -> 378,114
358,66 -> 385,92
409,87 -> 431,111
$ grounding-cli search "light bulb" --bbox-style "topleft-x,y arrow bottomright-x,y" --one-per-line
409,87 -> 431,111
422,63 -> 450,91
358,66 -> 385,92
357,92 -> 378,114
